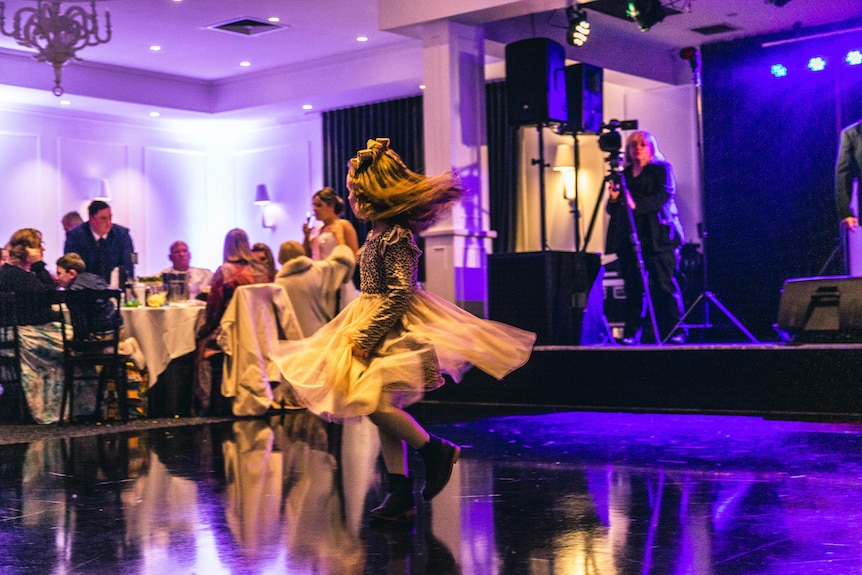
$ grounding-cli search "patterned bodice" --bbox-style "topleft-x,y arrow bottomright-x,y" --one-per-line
353,225 -> 422,352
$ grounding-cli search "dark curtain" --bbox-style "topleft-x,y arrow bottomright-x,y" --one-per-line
322,96 -> 425,277
486,80 -> 520,253
701,26 -> 862,340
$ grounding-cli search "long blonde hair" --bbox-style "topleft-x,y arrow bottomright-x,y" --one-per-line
623,130 -> 667,166
222,228 -> 256,264
347,138 -> 464,232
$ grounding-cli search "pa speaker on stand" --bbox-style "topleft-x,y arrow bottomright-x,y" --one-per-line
504,38 -> 567,127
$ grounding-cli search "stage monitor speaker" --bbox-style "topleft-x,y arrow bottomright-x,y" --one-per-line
564,63 -> 603,134
775,276 -> 862,343
488,251 -> 604,345
505,38 -> 567,127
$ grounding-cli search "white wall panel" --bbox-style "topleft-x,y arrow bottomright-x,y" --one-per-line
0,132 -> 48,255
140,147 -> 209,276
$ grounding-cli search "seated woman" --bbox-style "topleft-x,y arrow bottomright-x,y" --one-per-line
0,228 -> 69,424
252,242 -> 276,280
195,228 -> 272,414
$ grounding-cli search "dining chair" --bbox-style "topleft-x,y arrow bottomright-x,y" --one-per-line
58,289 -> 129,424
0,291 -> 27,422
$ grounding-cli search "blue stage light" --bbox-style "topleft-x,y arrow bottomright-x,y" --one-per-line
847,50 -> 862,66
807,57 -> 826,71
771,64 -> 788,77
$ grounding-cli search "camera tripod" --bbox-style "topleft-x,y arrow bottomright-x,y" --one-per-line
666,47 -> 758,344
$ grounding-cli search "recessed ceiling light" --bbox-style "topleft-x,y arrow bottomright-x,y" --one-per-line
357,36 -> 368,42
419,84 -> 426,90
301,104 -> 313,110
268,17 -> 280,23
240,61 -> 251,67
60,99 -> 71,105
149,45 -> 161,51
149,111 -> 161,117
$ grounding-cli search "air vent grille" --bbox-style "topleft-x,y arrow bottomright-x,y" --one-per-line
692,23 -> 739,35
207,18 -> 285,37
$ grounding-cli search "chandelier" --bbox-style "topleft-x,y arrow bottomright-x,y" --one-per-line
0,1 -> 112,96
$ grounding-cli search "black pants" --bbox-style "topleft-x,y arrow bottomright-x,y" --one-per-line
617,246 -> 685,342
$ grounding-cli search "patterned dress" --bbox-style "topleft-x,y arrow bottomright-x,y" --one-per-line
274,224 -> 536,422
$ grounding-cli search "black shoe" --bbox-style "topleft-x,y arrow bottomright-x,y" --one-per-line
369,474 -> 416,524
419,435 -> 460,501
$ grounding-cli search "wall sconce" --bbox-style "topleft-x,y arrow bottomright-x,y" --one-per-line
94,178 -> 110,201
254,183 -> 276,229
552,144 -> 576,200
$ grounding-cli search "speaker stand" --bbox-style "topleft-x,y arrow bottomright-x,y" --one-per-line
531,124 -> 550,250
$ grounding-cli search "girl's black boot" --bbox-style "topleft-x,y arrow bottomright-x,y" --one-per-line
369,473 -> 416,523
418,434 -> 460,501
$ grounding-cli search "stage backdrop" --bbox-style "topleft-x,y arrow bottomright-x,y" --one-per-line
702,22 -> 862,340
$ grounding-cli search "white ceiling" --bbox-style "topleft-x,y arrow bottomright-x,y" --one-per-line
0,0 -> 859,123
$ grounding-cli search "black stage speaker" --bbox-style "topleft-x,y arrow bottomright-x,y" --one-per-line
505,38 -> 567,126
776,276 -> 862,343
565,63 -> 603,134
489,251 -> 604,345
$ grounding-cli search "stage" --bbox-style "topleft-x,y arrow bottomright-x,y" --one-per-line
430,342 -> 862,419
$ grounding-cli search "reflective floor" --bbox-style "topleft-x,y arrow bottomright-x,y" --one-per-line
2,408 -> 862,574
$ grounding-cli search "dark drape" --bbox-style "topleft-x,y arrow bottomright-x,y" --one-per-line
322,95 -> 425,277
486,80 -> 520,253
701,26 -> 862,339
321,85 -> 520,284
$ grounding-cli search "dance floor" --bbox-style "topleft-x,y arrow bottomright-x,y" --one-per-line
2,405 -> 862,574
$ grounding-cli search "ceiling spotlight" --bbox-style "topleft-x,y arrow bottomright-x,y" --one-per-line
565,6 -> 590,47
627,0 -> 665,32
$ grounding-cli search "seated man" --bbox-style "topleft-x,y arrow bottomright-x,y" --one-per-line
275,232 -> 355,337
161,240 -> 213,298
63,200 -> 135,284
56,253 -> 144,370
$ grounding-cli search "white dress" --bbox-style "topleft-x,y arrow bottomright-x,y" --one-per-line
309,224 -> 358,312
275,225 -> 536,423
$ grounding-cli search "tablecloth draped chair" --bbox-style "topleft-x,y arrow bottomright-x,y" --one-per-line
217,284 -> 304,416
59,289 -> 129,424
0,292 -> 27,422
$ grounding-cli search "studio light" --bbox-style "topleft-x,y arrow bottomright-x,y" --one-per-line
627,0 -> 665,32
0,0 -> 112,96
565,5 -> 590,47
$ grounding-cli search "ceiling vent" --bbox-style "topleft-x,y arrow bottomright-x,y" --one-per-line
207,18 -> 286,37
692,23 -> 739,35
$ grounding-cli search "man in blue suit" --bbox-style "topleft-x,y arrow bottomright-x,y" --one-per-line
837,119 -> 862,232
64,200 -> 135,284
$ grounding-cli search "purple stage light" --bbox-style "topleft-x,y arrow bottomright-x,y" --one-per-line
807,57 -> 826,71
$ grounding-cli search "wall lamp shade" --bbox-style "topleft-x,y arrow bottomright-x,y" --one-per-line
553,144 -> 574,172
254,184 -> 271,205
94,178 -> 110,201
553,144 -> 576,200
0,1 -> 113,96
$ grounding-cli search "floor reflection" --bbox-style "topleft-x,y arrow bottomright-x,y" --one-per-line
2,409 -> 862,574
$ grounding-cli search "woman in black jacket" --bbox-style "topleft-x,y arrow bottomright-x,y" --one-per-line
605,131 -> 686,344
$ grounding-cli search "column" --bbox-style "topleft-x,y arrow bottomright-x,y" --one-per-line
420,21 -> 494,317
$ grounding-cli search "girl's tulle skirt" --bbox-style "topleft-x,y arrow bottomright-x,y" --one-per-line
274,290 -> 536,422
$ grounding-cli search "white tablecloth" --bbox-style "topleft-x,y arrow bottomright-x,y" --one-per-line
120,301 -> 205,384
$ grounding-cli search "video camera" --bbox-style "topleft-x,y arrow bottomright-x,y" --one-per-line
598,119 -> 639,154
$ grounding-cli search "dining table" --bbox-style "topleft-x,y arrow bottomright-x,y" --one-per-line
120,300 -> 206,417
